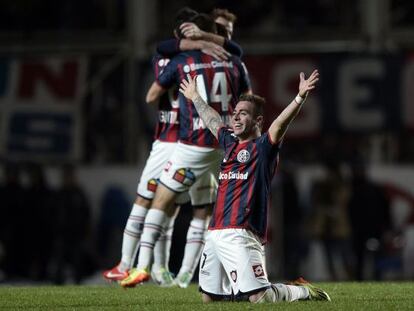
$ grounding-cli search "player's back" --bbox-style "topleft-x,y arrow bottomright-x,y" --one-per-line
169,50 -> 250,147
151,54 -> 180,143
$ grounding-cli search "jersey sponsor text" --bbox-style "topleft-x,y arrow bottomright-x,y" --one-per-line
218,171 -> 249,180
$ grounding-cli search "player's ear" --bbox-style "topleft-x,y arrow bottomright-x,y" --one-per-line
256,115 -> 263,130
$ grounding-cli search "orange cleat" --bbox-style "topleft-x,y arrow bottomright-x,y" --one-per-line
102,264 -> 129,281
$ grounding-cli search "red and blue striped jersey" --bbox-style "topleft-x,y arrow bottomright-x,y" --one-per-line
152,54 -> 180,142
156,50 -> 251,147
209,127 -> 282,242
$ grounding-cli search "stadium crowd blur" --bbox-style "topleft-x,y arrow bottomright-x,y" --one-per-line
1,0 -> 414,284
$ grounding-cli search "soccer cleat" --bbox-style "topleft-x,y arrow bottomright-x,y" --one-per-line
120,268 -> 150,287
292,277 -> 331,301
175,272 -> 193,288
151,267 -> 176,287
102,264 -> 129,281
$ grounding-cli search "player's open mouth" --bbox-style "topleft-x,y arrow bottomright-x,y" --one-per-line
234,123 -> 243,129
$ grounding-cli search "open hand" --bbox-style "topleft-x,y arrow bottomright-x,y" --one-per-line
298,70 -> 319,97
179,74 -> 199,101
180,22 -> 203,39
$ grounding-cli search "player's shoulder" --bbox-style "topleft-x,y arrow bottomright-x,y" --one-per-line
219,126 -> 237,140
153,54 -> 171,67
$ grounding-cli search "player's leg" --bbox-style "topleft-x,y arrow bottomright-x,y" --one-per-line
251,278 -> 331,303
199,231 -> 233,302
120,184 -> 177,287
102,195 -> 150,281
176,166 -> 218,288
175,205 -> 210,288
103,140 -> 174,282
121,143 -> 221,287
221,229 -> 329,303
151,205 -> 181,287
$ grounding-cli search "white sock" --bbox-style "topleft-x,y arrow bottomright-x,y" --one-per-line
120,204 -> 148,271
271,284 -> 309,302
152,215 -> 174,272
164,215 -> 176,266
178,218 -> 206,275
136,209 -> 168,270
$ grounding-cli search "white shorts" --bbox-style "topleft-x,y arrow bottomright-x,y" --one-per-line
159,142 -> 222,206
137,140 -> 189,204
199,229 -> 271,298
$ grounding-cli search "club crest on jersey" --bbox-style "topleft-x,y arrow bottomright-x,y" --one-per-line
252,264 -> 265,277
237,149 -> 250,163
173,168 -> 196,186
230,270 -> 237,283
147,178 -> 158,192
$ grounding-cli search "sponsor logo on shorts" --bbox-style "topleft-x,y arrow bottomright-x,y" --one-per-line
147,179 -> 158,192
230,270 -> 237,283
252,264 -> 264,277
200,270 -> 210,276
173,168 -> 196,186
218,171 -> 248,180
237,149 -> 250,163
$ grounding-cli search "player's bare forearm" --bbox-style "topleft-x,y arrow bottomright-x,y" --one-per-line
146,81 -> 165,105
200,32 -> 225,47
268,100 -> 302,143
192,95 -> 223,139
268,70 -> 319,143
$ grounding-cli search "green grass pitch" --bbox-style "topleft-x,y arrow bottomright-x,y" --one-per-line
0,282 -> 413,310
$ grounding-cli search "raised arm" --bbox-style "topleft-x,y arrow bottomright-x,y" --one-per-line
179,75 -> 224,139
268,70 -> 319,144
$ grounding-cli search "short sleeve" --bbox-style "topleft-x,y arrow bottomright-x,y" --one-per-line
152,55 -> 169,80
156,38 -> 181,57
258,132 -> 282,159
156,57 -> 178,89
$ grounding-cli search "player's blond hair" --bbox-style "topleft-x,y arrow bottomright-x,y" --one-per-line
211,8 -> 237,23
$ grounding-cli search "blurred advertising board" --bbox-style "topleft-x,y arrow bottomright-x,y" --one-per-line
0,56 -> 87,161
244,53 -> 414,136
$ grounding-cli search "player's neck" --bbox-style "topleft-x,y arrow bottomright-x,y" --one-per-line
237,131 -> 261,143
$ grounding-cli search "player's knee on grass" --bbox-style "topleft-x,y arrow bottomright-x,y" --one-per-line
202,293 -> 213,303
201,292 -> 233,303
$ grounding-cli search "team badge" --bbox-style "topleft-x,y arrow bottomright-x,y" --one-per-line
252,264 -> 264,277
237,149 -> 250,163
230,270 -> 237,283
173,168 -> 196,186
147,179 -> 158,192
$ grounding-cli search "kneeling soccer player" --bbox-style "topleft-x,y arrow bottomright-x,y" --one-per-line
179,70 -> 331,303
